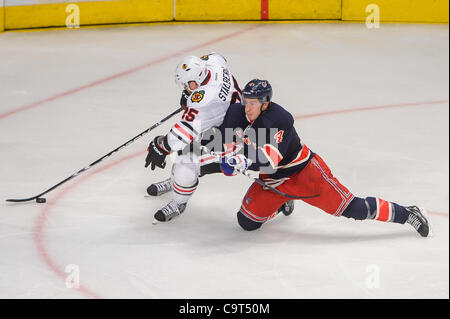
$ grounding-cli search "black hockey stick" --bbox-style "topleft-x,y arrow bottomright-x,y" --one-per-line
6,107 -> 184,204
211,152 -> 319,200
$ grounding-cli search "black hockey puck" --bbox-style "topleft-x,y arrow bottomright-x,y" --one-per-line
36,198 -> 46,203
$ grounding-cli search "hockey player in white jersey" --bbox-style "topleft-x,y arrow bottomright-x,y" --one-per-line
144,53 -> 242,222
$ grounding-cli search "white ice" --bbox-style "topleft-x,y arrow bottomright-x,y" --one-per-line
0,22 -> 448,299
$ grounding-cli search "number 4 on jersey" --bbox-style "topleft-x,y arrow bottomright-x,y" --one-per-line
274,130 -> 284,143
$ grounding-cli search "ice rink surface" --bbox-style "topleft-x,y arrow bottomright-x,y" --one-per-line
0,22 -> 448,299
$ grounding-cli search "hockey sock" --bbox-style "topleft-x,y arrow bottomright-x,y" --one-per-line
171,180 -> 199,204
342,196 -> 409,224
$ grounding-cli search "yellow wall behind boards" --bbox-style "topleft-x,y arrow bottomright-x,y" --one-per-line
269,0 -> 341,20
175,0 -> 261,21
4,0 -> 173,30
0,1 -> 4,32
2,0 -> 449,32
342,0 -> 449,23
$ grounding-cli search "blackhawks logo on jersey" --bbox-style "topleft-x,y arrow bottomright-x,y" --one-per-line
191,90 -> 205,103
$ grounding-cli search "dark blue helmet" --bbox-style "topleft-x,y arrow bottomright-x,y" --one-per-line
242,79 -> 273,104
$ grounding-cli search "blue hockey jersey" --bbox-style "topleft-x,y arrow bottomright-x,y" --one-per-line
219,102 -> 314,180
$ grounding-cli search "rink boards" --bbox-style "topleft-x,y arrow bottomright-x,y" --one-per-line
0,0 -> 172,30
0,0 -> 449,32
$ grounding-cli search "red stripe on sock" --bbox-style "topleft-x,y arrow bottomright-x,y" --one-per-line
173,183 -> 196,194
377,199 -> 391,222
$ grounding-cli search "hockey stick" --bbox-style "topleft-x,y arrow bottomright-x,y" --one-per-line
6,107 -> 184,204
211,151 -> 319,200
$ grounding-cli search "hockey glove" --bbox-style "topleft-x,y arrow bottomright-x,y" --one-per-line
180,89 -> 190,111
220,154 -> 252,176
145,136 -> 170,170
220,157 -> 237,176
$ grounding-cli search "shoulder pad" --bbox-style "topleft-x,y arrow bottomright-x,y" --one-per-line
265,103 -> 294,129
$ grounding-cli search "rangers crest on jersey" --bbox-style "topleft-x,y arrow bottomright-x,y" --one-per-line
191,90 -> 205,103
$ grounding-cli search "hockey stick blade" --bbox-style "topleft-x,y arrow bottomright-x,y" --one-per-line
6,196 -> 40,203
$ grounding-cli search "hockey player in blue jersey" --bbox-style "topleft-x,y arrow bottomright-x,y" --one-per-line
219,79 -> 431,237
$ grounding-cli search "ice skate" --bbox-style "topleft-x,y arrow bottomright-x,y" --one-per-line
405,206 -> 431,237
153,200 -> 187,224
147,178 -> 172,196
278,200 -> 295,216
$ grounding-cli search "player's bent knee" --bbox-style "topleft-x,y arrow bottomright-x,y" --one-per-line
172,162 -> 199,186
341,197 -> 370,220
237,211 -> 263,231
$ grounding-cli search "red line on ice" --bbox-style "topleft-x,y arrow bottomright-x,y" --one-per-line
427,211 -> 449,217
30,24 -> 262,299
34,150 -> 146,299
294,100 -> 448,120
34,99 -> 448,298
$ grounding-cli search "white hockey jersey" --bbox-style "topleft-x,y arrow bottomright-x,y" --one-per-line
166,53 -> 242,152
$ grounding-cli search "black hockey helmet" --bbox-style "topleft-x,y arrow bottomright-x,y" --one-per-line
242,79 -> 273,104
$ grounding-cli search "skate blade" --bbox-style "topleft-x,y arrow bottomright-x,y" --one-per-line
144,194 -> 170,198
152,218 -> 162,225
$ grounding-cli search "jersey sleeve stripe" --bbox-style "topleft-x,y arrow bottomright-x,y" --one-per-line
277,144 -> 311,169
199,155 -> 217,163
179,121 -> 199,136
169,129 -> 190,144
261,144 -> 283,168
174,123 -> 194,141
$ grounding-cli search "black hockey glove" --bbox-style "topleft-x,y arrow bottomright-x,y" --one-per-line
145,136 -> 170,170
180,89 -> 190,111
